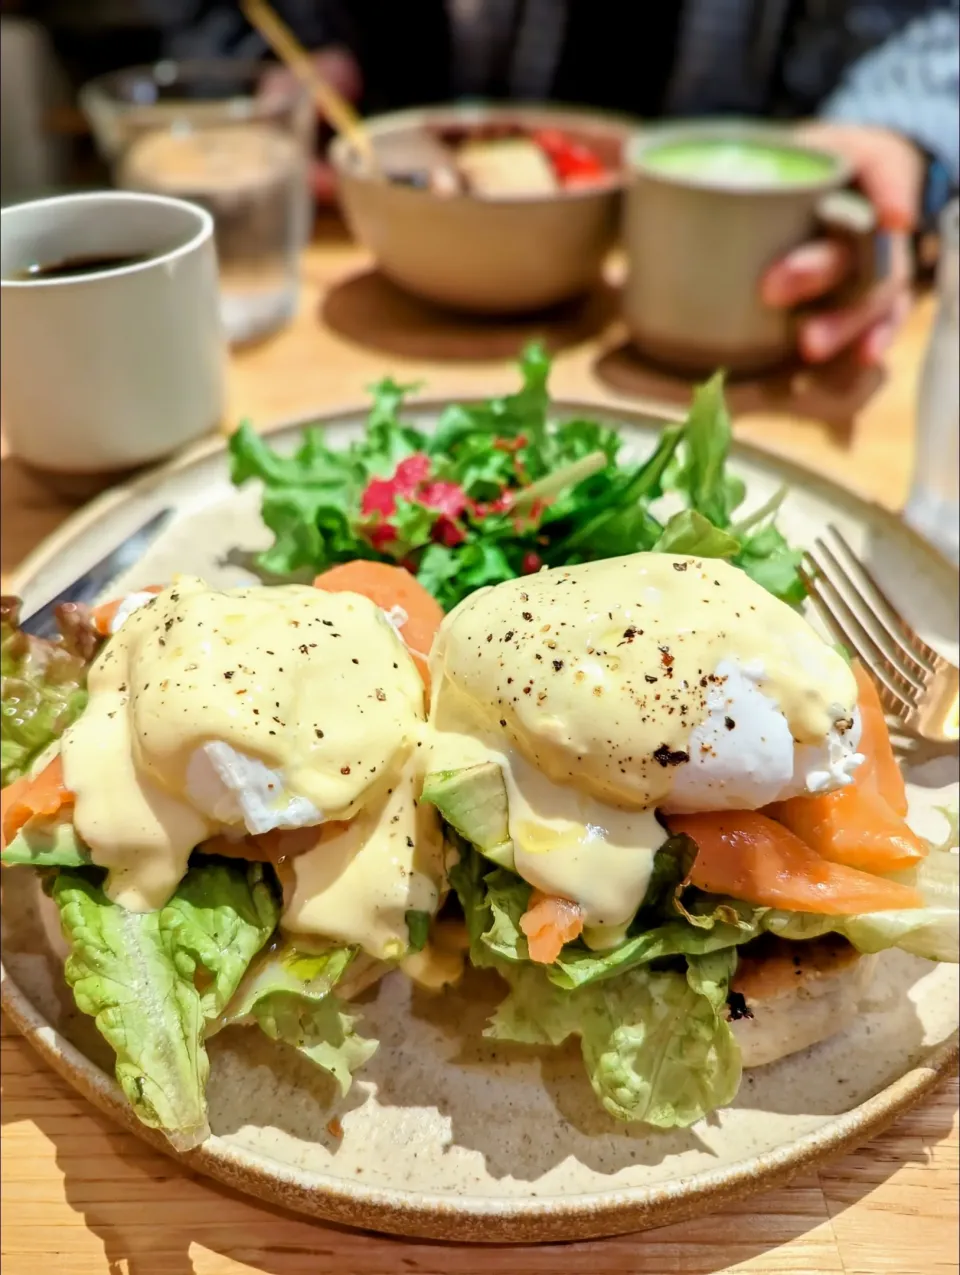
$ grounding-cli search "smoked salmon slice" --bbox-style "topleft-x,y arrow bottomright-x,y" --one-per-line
1,755 -> 74,850
668,810 -> 923,916
314,561 -> 444,693
852,661 -> 908,816
90,585 -> 163,637
766,662 -> 924,873
201,825 -> 340,864
520,890 -> 585,963
768,782 -> 926,874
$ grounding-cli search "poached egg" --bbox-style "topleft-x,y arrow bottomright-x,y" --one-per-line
427,553 -> 862,945
61,577 -> 442,959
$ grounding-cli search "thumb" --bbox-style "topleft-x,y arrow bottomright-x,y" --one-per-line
854,135 -> 924,234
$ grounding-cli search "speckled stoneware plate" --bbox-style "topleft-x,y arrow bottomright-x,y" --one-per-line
2,400 -> 957,1243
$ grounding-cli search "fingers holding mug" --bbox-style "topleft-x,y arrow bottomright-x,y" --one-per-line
792,231 -> 912,365
760,238 -> 855,308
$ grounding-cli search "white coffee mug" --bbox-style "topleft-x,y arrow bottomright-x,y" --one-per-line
1,191 -> 224,473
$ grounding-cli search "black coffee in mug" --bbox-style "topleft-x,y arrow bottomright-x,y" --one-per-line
12,252 -> 153,281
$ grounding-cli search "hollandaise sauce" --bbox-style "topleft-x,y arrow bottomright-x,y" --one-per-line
61,578 -> 438,952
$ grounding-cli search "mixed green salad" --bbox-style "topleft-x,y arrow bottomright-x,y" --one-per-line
229,344 -> 806,609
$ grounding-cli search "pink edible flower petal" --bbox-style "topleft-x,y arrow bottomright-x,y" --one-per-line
369,522 -> 398,549
420,480 -> 470,519
433,516 -> 467,547
361,479 -> 400,518
393,453 -> 432,492
360,452 -> 433,518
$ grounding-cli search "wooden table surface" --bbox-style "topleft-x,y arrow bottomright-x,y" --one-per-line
1,229 -> 957,1275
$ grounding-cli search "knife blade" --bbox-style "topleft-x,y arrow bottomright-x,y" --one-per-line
19,508 -> 174,639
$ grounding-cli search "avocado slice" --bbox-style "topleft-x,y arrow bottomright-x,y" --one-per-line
421,763 -> 515,870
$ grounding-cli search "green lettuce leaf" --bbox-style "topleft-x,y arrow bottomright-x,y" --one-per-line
734,522 -> 806,606
447,838 -> 499,958
549,913 -> 756,990
229,422 -> 355,496
486,950 -> 741,1127
414,543 -> 463,598
404,909 -> 431,953
255,487 -> 373,577
481,867 -> 532,962
52,869 -> 211,1146
446,841 -> 756,990
228,410 -> 388,577
429,343 -> 552,463
672,372 -> 745,528
49,859 -> 279,1146
362,377 -> 427,474
1,605 -> 90,787
639,833 -> 697,912
390,498 -> 436,556
219,941 -> 377,1094
0,814 -> 91,868
447,845 -> 532,966
416,539 -> 516,613
541,429 -> 679,564
652,510 -> 740,558
160,857 -> 280,1019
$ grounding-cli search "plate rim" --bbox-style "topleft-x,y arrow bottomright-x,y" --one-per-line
2,955 -> 956,1242
2,396 -> 958,1243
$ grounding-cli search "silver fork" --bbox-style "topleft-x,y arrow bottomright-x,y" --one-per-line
801,525 -> 959,751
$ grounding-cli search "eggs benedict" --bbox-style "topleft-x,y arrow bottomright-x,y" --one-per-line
423,553 -> 955,1128
427,554 -> 864,945
62,575 -> 441,951
2,570 -> 447,1145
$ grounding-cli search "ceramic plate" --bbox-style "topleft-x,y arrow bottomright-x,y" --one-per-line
2,401 -> 957,1242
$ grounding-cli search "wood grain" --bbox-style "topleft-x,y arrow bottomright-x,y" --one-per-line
1,224 -> 956,1275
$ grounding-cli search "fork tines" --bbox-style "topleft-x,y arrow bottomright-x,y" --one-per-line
802,525 -> 945,722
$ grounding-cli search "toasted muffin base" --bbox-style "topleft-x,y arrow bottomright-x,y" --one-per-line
730,934 -> 877,1069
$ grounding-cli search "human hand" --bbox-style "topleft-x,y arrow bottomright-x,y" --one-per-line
259,46 -> 363,204
760,122 -> 922,366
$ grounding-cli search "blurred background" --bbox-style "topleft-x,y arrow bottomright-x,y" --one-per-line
0,2 -> 958,554
2,1 -> 958,211
1,1 -> 957,383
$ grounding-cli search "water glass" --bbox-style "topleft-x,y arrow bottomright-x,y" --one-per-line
905,199 -> 959,563
81,61 -> 313,345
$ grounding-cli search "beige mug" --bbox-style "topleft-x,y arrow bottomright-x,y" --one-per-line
622,123 -> 884,374
1,191 -> 224,474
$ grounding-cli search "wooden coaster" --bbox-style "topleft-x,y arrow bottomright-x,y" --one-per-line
594,336 -> 886,428
321,268 -> 619,362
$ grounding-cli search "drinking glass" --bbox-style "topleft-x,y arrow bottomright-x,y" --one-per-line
904,199 -> 959,563
81,61 -> 313,344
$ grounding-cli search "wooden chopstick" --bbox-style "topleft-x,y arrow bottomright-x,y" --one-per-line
241,0 -> 376,167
